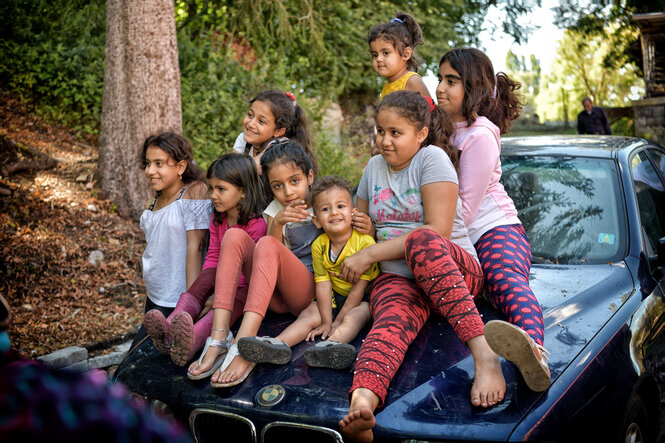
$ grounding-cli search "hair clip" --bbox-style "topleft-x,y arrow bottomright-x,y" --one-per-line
424,96 -> 436,112
391,17 -> 404,23
492,75 -> 497,99
285,91 -> 297,107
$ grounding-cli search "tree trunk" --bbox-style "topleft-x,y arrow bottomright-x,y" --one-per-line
99,0 -> 182,220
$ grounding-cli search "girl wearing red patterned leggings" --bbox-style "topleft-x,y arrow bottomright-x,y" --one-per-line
437,48 -> 549,393
339,91 -> 505,443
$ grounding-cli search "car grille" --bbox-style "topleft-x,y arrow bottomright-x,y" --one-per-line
189,409 -> 342,443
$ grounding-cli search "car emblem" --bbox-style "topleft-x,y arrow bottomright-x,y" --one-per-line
257,384 -> 285,407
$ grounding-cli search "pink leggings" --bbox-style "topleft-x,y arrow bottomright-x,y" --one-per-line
350,228 -> 484,406
213,229 -> 314,318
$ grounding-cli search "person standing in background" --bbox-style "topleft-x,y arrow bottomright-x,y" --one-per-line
577,97 -> 612,135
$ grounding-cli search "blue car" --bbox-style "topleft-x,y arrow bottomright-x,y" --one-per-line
115,135 -> 665,443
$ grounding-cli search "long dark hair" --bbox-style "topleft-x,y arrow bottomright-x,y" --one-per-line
246,90 -> 312,154
260,140 -> 316,202
378,90 -> 458,169
140,132 -> 204,183
439,48 -> 523,134
367,11 -> 424,72
206,153 -> 266,225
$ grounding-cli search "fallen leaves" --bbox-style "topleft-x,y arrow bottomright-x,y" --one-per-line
0,90 -> 145,357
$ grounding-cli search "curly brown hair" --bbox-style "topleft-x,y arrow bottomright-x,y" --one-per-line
439,48 -> 523,134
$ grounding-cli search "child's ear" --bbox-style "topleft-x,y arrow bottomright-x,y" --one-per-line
307,169 -> 314,186
177,159 -> 187,178
416,126 -> 429,145
402,47 -> 413,61
274,127 -> 287,138
311,214 -> 322,229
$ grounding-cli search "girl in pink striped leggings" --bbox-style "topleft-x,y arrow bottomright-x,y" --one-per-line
338,91 -> 505,443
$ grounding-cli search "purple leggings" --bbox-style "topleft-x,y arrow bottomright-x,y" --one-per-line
475,224 -> 544,346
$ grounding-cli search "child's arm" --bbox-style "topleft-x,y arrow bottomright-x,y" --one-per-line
457,131 -> 499,225
267,201 -> 310,241
406,74 -> 431,99
330,279 -> 369,334
185,229 -> 207,289
306,280 -> 334,341
341,182 -> 457,282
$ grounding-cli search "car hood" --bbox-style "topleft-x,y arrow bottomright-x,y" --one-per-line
116,263 -> 635,441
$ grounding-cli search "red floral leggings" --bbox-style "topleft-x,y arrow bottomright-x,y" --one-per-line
349,228 -> 484,406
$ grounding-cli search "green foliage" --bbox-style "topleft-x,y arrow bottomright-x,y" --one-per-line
536,28 -> 644,123
0,0 -> 106,134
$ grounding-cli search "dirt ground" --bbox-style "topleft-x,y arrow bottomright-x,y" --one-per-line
0,91 -> 145,357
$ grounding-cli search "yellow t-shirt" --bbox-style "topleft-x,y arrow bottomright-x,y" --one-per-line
311,229 -> 380,306
380,72 -> 420,100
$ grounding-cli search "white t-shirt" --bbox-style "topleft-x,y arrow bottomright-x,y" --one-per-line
357,144 -> 478,278
140,197 -> 212,307
232,132 -> 249,154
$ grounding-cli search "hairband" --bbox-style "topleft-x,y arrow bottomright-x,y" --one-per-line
492,75 -> 497,99
391,17 -> 404,23
285,91 -> 297,107
424,96 -> 436,112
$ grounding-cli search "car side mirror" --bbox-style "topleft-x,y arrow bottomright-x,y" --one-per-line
657,237 -> 665,268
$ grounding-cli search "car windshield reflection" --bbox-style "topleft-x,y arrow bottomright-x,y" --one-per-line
501,156 -> 625,265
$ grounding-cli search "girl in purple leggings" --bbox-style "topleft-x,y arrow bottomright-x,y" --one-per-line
437,47 -> 549,393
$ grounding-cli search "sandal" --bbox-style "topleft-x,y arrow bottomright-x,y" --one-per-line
170,311 -> 195,366
211,343 -> 256,388
484,319 -> 551,392
237,336 -> 292,365
304,340 -> 356,369
187,331 -> 233,380
143,309 -> 171,355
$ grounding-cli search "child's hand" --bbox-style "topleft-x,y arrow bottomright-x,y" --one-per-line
351,208 -> 373,236
307,323 -> 333,341
274,200 -> 310,226
340,249 -> 373,283
197,295 -> 214,320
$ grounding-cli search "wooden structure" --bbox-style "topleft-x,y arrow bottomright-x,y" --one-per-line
632,13 -> 665,143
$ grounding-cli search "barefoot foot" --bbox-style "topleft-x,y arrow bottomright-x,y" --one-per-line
468,335 -> 506,408
340,388 -> 379,443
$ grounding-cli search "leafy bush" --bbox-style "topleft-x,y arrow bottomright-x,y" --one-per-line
0,0 -> 106,135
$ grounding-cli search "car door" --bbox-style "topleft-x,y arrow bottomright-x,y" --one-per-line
630,145 -> 665,404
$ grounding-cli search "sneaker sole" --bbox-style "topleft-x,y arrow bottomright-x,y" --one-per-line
304,343 -> 356,369
484,320 -> 550,392
144,310 -> 171,354
237,337 -> 291,364
170,312 -> 195,366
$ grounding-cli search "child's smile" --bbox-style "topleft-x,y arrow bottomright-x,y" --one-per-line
313,187 -> 354,237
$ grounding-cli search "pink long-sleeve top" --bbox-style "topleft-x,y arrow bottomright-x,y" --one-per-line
202,213 -> 267,286
452,116 -> 520,244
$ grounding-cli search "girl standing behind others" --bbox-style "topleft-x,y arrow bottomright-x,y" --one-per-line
339,91 -> 505,443
232,89 -> 313,173
187,141 -> 322,387
143,153 -> 267,367
135,132 -> 210,348
368,12 -> 431,101
437,47 -> 549,392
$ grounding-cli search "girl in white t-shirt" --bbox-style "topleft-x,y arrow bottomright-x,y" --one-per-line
136,132 -> 210,346
339,91 -> 505,443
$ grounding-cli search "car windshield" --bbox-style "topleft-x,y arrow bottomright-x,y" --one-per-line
501,156 -> 625,265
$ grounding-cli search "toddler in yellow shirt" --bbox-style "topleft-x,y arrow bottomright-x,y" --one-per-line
237,175 -> 379,369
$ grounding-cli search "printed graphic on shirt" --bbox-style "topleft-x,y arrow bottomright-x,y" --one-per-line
370,185 -> 422,240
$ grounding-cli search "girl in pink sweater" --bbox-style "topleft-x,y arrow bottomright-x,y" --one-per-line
436,48 -> 549,392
